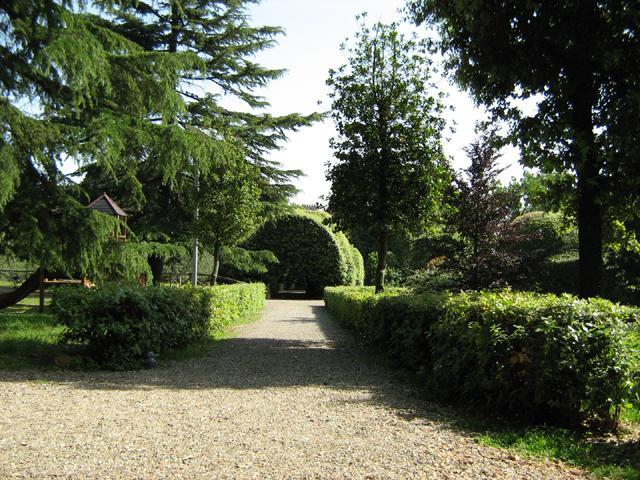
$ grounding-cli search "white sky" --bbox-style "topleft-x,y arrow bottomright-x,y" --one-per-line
233,0 -> 524,205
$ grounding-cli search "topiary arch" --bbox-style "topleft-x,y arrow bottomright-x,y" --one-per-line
245,214 -> 364,296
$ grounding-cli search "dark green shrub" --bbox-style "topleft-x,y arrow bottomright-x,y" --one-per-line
531,252 -> 580,295
410,232 -> 464,269
403,270 -> 463,293
245,214 -> 364,295
429,291 -> 637,425
503,211 -> 579,289
507,211 -> 576,258
53,283 -> 265,369
324,286 -> 639,428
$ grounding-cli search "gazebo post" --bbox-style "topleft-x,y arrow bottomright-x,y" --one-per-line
38,268 -> 45,313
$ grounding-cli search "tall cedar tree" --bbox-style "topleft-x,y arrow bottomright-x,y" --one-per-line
0,1 -> 192,276
453,133 -> 518,289
87,0 -> 321,277
326,20 -> 449,293
102,0 -> 320,202
408,1 -> 640,298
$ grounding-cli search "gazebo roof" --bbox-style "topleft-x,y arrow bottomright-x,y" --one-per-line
87,193 -> 128,217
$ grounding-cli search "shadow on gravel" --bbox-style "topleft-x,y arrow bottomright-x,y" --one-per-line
0,302 -> 442,424
1,301 -> 637,476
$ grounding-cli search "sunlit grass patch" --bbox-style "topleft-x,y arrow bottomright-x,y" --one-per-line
477,426 -> 640,479
0,312 -> 65,370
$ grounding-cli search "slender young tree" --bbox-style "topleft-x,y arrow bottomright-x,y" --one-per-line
191,155 -> 263,285
408,1 -> 640,297
452,132 -> 519,289
326,19 -> 450,293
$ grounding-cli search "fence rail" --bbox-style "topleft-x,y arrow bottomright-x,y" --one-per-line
161,272 -> 244,286
0,269 -> 34,286
1,269 -> 245,287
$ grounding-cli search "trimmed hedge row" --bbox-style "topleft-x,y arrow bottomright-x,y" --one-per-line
325,286 -> 640,427
208,282 -> 267,329
52,283 -> 265,369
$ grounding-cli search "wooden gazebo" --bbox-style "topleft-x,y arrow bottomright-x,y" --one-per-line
87,193 -> 128,241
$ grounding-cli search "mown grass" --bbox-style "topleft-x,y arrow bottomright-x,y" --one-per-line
0,289 -> 264,370
475,424 -> 640,479
0,312 -> 65,370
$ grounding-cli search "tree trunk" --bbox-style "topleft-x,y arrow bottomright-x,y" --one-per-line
0,268 -> 43,310
374,230 -> 389,294
169,2 -> 180,53
576,165 -> 602,298
471,231 -> 480,290
211,242 -> 221,286
147,254 -> 164,286
570,68 -> 602,298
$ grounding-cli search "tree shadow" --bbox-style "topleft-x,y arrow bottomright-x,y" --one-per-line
0,299 -> 637,476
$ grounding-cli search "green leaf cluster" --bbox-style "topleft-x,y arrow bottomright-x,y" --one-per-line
52,282 -> 265,369
325,286 -> 640,429
408,0 -> 640,297
1,1 -> 319,279
191,156 -> 262,253
326,19 -> 451,292
207,283 -> 266,332
245,213 -> 364,295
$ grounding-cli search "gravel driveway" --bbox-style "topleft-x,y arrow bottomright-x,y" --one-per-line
0,299 -> 585,479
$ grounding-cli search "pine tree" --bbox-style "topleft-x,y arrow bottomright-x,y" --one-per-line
83,0 -> 321,278
0,1 -> 190,276
103,0 -> 320,205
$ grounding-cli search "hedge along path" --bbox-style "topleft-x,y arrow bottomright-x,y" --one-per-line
0,300 -> 585,479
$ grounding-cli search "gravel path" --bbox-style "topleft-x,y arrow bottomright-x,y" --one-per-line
0,299 -> 585,479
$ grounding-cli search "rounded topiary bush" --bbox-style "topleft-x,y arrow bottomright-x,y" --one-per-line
245,214 -> 364,295
507,211 -> 576,259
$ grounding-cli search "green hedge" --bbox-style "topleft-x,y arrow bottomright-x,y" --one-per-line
325,286 -> 640,427
208,283 -> 267,329
245,214 -> 364,295
53,283 -> 265,369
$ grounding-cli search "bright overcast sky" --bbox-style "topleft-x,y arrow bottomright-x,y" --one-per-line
229,0 -> 524,205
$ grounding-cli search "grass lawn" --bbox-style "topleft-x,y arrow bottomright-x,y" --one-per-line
0,287 -> 264,370
0,287 -> 64,370
474,421 -> 640,480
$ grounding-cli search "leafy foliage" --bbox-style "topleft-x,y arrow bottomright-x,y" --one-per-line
191,156 -> 263,284
516,171 -> 577,216
606,221 -> 640,304
245,213 -> 364,295
326,19 -> 450,292
325,286 -> 640,429
0,1 -> 191,273
451,131 -> 520,289
408,0 -> 640,298
207,283 -> 266,332
104,0 -> 321,208
1,1 -> 319,280
52,282 -> 265,369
